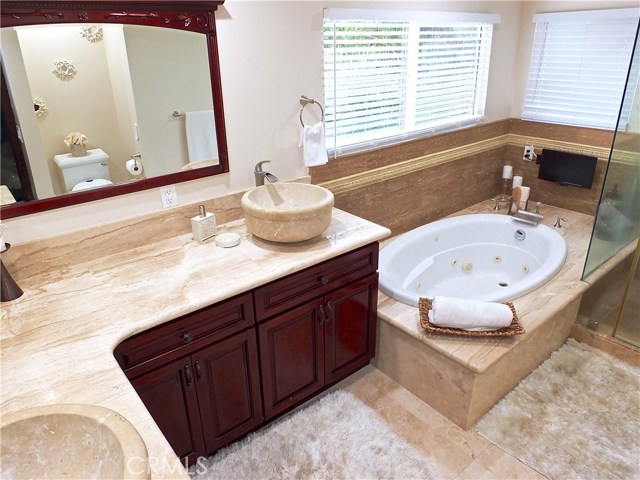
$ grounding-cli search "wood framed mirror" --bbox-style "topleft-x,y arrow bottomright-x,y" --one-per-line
1,0 -> 228,219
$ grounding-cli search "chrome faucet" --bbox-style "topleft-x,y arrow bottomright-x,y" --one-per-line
254,161 -> 278,186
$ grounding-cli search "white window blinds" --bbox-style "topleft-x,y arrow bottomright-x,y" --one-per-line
323,9 -> 499,155
522,8 -> 640,130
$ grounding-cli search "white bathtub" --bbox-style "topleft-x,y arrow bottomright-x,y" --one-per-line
379,214 -> 567,306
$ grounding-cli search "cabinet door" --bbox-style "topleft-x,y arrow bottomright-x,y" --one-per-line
130,357 -> 205,465
324,273 -> 378,384
193,329 -> 263,454
259,298 -> 325,419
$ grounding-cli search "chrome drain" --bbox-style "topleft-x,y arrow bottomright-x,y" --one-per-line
498,282 -> 509,287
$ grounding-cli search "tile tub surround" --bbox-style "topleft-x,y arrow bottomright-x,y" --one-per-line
375,201 -> 596,429
0,209 -> 390,479
313,119 -> 632,236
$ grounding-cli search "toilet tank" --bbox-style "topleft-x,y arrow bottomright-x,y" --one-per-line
53,148 -> 111,192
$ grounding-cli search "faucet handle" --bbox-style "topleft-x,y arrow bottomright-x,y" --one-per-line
553,217 -> 568,228
255,160 -> 271,173
535,202 -> 542,214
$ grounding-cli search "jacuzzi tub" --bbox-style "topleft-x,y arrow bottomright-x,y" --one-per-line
379,214 -> 567,306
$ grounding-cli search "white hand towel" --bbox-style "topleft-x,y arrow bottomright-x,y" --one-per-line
427,296 -> 513,331
185,110 -> 217,163
299,122 -> 328,167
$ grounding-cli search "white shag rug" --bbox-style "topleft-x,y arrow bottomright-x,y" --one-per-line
477,338 -> 640,480
190,389 -> 440,480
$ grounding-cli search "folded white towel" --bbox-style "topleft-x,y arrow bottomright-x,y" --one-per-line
185,110 -> 217,163
427,296 -> 513,331
299,122 -> 328,167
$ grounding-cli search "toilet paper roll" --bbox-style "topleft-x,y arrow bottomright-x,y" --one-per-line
126,158 -> 143,176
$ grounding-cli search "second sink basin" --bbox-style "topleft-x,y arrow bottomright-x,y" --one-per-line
242,183 -> 334,243
1,404 -> 149,480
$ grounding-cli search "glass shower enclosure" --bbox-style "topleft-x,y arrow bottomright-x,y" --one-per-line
581,20 -> 640,347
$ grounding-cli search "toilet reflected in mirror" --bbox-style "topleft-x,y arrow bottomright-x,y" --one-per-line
53,148 -> 113,193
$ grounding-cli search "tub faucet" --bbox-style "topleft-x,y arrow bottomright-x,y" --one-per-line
254,161 -> 278,186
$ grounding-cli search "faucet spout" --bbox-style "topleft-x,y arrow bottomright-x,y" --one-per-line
254,161 -> 279,186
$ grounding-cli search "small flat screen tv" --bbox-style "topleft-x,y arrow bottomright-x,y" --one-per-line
538,149 -> 597,189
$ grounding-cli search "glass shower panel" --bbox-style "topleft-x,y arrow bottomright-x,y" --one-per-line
583,22 -> 640,279
614,239 -> 640,347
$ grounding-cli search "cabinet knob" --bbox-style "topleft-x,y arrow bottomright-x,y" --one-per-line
180,332 -> 194,343
318,304 -> 326,324
319,275 -> 329,285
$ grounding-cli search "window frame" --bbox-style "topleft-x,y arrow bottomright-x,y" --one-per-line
323,8 -> 500,156
521,8 -> 640,131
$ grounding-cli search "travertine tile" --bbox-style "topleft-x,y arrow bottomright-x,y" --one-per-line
342,367 -> 548,480
474,443 -> 549,480
375,202 -> 604,429
311,120 -> 511,184
1,209 -> 390,480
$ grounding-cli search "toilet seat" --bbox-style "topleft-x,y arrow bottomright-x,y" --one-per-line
72,179 -> 113,192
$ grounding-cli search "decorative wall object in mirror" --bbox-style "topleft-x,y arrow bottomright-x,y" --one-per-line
0,0 -> 228,219
51,59 -> 77,80
80,25 -> 103,43
33,97 -> 48,118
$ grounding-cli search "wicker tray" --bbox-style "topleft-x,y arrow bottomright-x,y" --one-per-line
418,297 -> 525,337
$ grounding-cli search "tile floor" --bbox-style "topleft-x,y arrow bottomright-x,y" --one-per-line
337,365 -> 548,480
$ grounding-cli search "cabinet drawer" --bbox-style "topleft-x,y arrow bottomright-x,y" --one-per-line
254,242 -> 378,322
115,292 -> 254,373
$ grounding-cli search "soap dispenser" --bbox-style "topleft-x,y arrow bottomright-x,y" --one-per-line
191,205 -> 216,242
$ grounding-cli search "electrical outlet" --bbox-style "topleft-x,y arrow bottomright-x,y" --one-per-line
523,145 -> 535,161
160,185 -> 178,208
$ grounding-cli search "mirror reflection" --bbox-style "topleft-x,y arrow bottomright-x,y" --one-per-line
1,22 -> 218,204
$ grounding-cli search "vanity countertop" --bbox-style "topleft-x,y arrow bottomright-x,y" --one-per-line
0,208 -> 390,479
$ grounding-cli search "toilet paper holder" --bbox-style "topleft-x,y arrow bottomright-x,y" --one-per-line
127,153 -> 143,176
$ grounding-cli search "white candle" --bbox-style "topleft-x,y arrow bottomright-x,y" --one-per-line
502,165 -> 513,179
512,175 -> 523,188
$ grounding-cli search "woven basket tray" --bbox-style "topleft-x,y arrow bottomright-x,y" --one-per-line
418,297 -> 525,337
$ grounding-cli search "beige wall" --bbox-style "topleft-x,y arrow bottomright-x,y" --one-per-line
3,0 -> 634,244
0,29 -> 55,198
14,24 -> 136,193
124,25 -> 214,176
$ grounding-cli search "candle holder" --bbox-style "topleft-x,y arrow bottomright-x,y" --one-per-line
491,178 -> 512,208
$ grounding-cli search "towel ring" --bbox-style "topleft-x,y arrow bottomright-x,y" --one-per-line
299,95 -> 324,127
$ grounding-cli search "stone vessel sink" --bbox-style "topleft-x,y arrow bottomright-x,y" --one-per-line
1,404 -> 149,480
242,183 -> 334,243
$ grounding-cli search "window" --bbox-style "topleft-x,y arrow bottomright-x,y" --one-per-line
522,8 -> 640,130
323,9 -> 499,155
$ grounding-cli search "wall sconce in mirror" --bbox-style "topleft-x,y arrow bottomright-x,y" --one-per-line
33,97 -> 48,118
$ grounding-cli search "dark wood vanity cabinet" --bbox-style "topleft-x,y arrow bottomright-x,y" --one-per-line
115,242 -> 379,465
255,243 -> 379,419
258,273 -> 378,419
115,293 -> 263,464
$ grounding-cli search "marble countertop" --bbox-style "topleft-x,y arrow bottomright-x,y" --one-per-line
377,201 -> 596,374
0,208 -> 390,479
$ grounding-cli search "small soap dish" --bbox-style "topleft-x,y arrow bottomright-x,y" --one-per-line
215,232 -> 240,248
